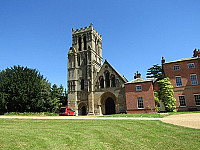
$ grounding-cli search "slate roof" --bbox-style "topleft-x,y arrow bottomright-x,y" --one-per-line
125,78 -> 157,84
165,57 -> 199,64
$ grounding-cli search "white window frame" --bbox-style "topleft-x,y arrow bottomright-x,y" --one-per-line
179,95 -> 186,107
136,85 -> 142,91
194,94 -> 200,106
137,97 -> 144,109
188,63 -> 195,69
175,76 -> 183,87
173,65 -> 180,71
190,74 -> 198,85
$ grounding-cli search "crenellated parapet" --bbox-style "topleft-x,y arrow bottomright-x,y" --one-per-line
72,23 -> 102,40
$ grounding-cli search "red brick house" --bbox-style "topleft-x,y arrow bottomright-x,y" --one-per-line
125,72 -> 156,113
162,49 -> 200,111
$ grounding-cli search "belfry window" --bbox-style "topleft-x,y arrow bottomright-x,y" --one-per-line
96,40 -> 99,54
105,72 -> 110,88
85,54 -> 87,65
95,38 -> 97,52
71,82 -> 73,92
81,79 -> 84,90
83,36 -> 87,50
77,55 -> 80,66
100,77 -> 104,88
78,37 -> 81,51
111,75 -> 116,87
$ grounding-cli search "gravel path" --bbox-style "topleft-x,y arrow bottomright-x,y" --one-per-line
160,113 -> 200,129
0,113 -> 199,129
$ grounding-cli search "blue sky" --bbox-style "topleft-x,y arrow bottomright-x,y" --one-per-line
0,0 -> 200,89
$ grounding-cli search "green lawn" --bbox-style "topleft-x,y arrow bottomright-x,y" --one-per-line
3,111 -> 200,118
0,119 -> 199,150
3,112 -> 59,116
101,111 -> 200,118
101,113 -> 166,118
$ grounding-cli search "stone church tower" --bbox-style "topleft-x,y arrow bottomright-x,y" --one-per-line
68,24 -> 127,116
68,23 -> 103,115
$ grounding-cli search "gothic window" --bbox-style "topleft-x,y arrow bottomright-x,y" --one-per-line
78,37 -> 82,51
72,81 -> 75,91
111,75 -> 116,87
68,82 -> 71,92
85,54 -> 87,65
105,71 -> 110,88
71,70 -> 74,78
100,76 -> 104,88
81,79 -> 84,90
95,38 -> 97,52
97,40 -> 99,54
77,55 -> 80,66
83,36 -> 87,50
71,82 -> 73,92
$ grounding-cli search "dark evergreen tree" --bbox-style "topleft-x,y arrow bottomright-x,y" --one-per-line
60,86 -> 68,106
146,64 -> 164,79
50,84 -> 67,107
0,65 -> 60,113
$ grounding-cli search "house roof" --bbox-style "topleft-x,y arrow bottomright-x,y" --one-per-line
165,57 -> 199,64
125,78 -> 157,84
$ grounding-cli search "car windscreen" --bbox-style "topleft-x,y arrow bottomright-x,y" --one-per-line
59,108 -> 66,113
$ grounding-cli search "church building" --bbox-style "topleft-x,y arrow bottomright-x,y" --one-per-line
67,23 -> 128,115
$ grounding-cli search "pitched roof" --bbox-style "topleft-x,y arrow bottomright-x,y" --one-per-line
103,59 -> 128,83
165,57 -> 199,64
125,78 -> 157,84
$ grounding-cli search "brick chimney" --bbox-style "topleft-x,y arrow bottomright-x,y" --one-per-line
161,56 -> 165,64
193,48 -> 200,57
134,71 -> 141,79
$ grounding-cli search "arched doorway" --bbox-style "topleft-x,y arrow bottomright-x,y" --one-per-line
78,103 -> 87,116
105,97 -> 115,115
81,106 -> 87,116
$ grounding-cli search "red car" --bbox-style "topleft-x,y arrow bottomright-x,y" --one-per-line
59,107 -> 76,116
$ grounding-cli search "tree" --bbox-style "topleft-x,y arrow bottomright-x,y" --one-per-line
157,78 -> 176,112
154,91 -> 160,112
59,85 -> 68,106
49,84 -> 67,108
0,65 -> 60,113
146,64 -> 163,79
48,84 -> 61,112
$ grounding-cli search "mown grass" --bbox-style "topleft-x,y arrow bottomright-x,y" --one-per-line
101,113 -> 165,118
3,112 -> 59,116
0,119 -> 199,150
2,111 -> 200,118
167,111 -> 200,115
102,111 -> 200,118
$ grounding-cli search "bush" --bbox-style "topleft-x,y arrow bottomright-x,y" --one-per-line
157,78 -> 176,112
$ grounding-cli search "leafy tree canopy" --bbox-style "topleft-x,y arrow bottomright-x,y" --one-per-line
146,64 -> 163,79
0,65 -> 63,113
